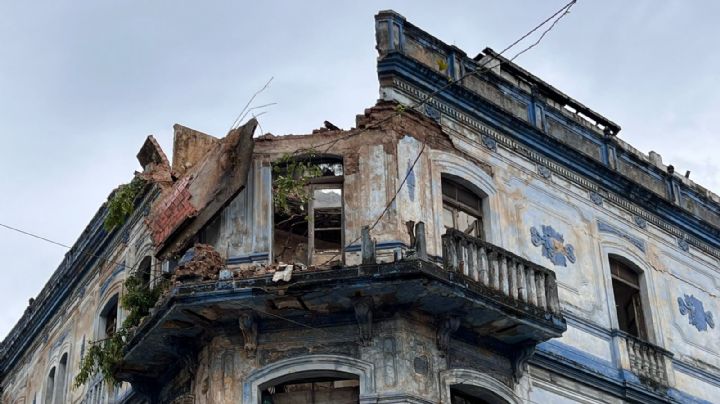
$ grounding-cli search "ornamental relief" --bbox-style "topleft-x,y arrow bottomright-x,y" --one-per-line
530,225 -> 576,267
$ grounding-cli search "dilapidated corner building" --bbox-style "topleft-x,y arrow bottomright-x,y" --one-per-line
2,10 -> 720,404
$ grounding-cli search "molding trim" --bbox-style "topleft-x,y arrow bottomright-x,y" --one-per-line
439,368 -> 521,404
242,354 -> 376,404
380,64 -> 720,262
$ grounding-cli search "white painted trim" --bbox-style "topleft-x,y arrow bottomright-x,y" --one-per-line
439,368 -> 521,404
242,354 -> 376,404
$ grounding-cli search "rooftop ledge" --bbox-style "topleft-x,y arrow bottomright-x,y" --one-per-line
116,253 -> 566,383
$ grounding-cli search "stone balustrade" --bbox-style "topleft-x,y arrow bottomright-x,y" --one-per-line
442,229 -> 561,315
619,331 -> 673,386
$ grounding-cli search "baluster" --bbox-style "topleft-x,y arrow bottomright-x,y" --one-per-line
535,271 -> 546,310
509,259 -> 518,300
655,352 -> 666,382
479,247 -> 489,285
489,251 -> 499,290
517,263 -> 526,302
467,242 -> 477,280
459,238 -> 468,275
640,345 -> 650,377
630,339 -> 639,373
447,236 -> 458,271
648,349 -> 657,379
526,267 -> 537,306
545,272 -> 560,314
499,255 -> 508,295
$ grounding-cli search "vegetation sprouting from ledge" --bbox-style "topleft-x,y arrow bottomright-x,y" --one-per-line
272,153 -> 322,215
73,272 -> 168,388
104,177 -> 146,231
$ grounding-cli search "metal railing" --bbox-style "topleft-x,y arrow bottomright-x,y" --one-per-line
441,229 -> 561,315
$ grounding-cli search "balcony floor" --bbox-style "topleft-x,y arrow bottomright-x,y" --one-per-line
116,260 -> 566,381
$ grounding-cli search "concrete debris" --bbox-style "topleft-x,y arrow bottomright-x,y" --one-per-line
172,244 -> 225,283
272,265 -> 294,282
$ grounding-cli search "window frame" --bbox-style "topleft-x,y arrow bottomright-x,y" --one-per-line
272,156 -> 345,266
441,177 -> 485,239
609,257 -> 649,341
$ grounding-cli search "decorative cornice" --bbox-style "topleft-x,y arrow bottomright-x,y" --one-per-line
382,67 -> 720,261
0,185 -> 159,374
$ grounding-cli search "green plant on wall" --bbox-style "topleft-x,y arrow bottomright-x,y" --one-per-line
73,273 -> 168,387
104,177 -> 146,231
272,153 -> 322,215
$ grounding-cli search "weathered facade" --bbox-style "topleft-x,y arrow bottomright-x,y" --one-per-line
2,10 -> 720,404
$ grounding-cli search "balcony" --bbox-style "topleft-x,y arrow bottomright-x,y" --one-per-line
442,229 -> 562,317
115,224 -> 565,386
614,330 -> 673,387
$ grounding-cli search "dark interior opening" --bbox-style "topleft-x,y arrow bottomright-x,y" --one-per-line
261,375 -> 359,404
610,257 -> 647,340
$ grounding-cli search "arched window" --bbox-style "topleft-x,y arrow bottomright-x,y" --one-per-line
43,367 -> 55,404
53,353 -> 68,403
273,156 -> 344,266
99,295 -> 119,339
137,256 -> 152,287
450,385 -> 508,404
260,371 -> 359,404
442,175 -> 485,239
609,256 -> 648,340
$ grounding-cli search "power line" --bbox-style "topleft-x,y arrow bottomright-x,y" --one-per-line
317,0 -> 577,265
301,0 -> 577,155
0,221 -> 163,278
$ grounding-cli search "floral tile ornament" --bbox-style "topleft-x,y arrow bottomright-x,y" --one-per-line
530,225 -> 576,267
678,294 -> 715,332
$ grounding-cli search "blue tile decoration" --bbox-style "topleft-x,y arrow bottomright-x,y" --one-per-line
678,294 -> 715,332
530,225 -> 576,266
589,191 -> 603,206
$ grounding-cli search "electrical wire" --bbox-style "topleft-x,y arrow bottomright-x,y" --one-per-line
1,1 -> 578,365
316,0 -> 577,266
302,0 -> 577,155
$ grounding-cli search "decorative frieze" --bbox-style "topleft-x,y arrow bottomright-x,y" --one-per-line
390,77 -> 720,262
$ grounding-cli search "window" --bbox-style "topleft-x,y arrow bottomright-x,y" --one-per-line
442,176 -> 484,239
610,258 -> 648,340
138,256 -> 152,287
44,367 -> 55,404
450,385 -> 506,404
273,157 -> 343,266
53,353 -> 68,403
261,375 -> 359,404
99,295 -> 119,339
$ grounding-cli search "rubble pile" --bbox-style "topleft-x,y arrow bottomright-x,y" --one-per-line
172,244 -> 225,283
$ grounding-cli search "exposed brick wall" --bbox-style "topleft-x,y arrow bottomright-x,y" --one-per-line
147,175 -> 197,246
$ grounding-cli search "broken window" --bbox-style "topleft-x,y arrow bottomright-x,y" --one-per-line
99,295 -> 119,339
442,176 -> 485,239
273,157 -> 343,266
610,257 -> 648,340
261,375 -> 359,404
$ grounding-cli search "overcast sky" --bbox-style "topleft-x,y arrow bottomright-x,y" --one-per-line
2,1 -> 720,340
